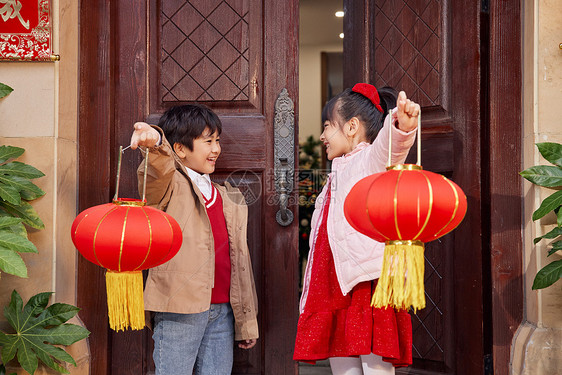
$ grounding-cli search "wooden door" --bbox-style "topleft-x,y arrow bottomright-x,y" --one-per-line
78,1 -> 299,374
344,1 -> 486,374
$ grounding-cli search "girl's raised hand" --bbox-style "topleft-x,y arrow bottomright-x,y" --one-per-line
130,122 -> 160,150
395,91 -> 420,132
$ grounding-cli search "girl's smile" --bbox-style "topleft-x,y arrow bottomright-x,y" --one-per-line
320,120 -> 347,160
320,117 -> 365,160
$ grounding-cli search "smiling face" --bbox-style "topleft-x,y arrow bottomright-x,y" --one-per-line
320,99 -> 368,160
174,127 -> 221,174
319,118 -> 352,160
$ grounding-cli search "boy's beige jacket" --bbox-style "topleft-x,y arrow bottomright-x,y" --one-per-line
139,129 -> 259,341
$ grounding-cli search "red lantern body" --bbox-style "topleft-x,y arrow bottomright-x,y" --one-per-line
345,167 -> 467,243
344,165 -> 467,311
343,172 -> 386,241
71,198 -> 182,330
71,199 -> 182,271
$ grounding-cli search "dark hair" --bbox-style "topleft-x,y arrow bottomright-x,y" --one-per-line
157,104 -> 222,151
322,86 -> 397,143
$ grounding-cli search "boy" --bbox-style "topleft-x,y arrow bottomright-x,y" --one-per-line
130,104 -> 258,375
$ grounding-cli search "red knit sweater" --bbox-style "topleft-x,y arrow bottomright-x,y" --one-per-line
205,185 -> 231,303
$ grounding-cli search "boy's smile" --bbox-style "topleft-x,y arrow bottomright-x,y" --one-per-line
174,127 -> 221,174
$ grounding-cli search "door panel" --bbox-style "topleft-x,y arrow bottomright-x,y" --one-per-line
149,0 -> 262,109
79,1 -> 299,374
344,1 -> 483,374
372,1 -> 456,372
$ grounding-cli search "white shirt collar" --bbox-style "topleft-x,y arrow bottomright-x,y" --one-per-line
184,166 -> 213,200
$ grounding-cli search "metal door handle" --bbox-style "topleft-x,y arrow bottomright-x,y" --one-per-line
276,158 -> 293,226
273,88 -> 294,226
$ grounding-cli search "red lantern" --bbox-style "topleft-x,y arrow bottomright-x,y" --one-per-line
71,148 -> 182,331
344,116 -> 467,312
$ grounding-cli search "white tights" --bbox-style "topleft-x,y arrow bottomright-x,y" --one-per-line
329,354 -> 395,375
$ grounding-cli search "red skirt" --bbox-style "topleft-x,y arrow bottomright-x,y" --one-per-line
293,191 -> 412,367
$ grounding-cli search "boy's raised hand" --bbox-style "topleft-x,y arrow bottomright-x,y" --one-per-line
395,91 -> 420,132
130,122 -> 160,150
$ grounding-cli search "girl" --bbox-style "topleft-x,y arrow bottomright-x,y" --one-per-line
294,84 -> 420,375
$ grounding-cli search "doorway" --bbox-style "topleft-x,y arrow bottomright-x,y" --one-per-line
298,2 -> 343,372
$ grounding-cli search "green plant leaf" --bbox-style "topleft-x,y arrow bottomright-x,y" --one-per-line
532,190 -> 562,221
557,207 -> 562,227
19,188 -> 44,201
30,324 -> 89,347
20,292 -> 52,325
519,165 -> 562,187
41,303 -> 81,327
6,223 -> 26,238
0,175 -> 45,199
16,342 -> 39,375
0,332 -> 9,345
0,201 -> 44,229
537,142 -> 562,167
0,247 -> 27,278
4,290 -> 24,333
0,230 -> 37,253
0,291 -> 90,374
0,338 -> 17,363
0,215 -> 27,238
31,341 -> 72,373
0,217 -> 22,229
0,183 -> 21,206
533,226 -> 562,244
532,259 -> 562,289
0,83 -> 13,99
550,240 -> 562,251
0,162 -> 45,179
0,330 -> 18,363
0,146 -> 24,165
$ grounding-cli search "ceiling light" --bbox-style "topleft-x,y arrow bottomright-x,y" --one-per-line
335,11 -> 344,17
339,33 -> 344,39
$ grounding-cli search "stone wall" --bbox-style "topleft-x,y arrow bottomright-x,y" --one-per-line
513,1 -> 562,374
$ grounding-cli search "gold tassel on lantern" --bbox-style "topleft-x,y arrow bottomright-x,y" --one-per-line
105,270 -> 145,331
371,240 -> 426,312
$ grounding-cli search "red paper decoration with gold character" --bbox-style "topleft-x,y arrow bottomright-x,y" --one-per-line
0,0 -> 57,61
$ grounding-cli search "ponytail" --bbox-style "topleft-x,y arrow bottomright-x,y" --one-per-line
376,86 -> 398,135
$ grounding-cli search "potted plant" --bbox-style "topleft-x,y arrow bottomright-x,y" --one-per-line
520,142 -> 562,289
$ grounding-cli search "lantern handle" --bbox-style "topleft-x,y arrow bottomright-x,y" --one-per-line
387,109 -> 422,167
113,145 -> 149,202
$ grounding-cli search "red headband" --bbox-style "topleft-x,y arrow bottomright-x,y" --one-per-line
352,83 -> 383,113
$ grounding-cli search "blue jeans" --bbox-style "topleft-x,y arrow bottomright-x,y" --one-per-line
152,304 -> 234,375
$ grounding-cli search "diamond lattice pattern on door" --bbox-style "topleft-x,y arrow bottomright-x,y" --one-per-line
374,0 -> 441,107
161,0 -> 250,102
